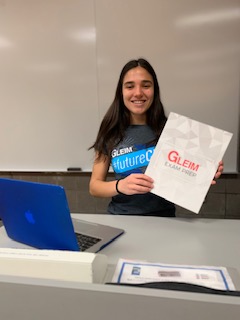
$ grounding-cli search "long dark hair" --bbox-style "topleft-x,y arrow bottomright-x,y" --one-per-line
89,58 -> 167,159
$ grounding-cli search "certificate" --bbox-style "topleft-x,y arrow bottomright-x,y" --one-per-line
112,258 -> 236,291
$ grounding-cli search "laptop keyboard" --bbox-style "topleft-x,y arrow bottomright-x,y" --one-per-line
75,233 -> 101,252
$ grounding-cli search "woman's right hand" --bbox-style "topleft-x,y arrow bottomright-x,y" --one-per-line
116,173 -> 154,195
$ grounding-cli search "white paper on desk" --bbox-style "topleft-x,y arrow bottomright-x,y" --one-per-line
112,259 -> 236,291
145,112 -> 233,213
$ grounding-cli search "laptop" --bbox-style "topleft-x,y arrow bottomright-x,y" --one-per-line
0,178 -> 124,253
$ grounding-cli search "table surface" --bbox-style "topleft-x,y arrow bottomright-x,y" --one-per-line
0,214 -> 240,320
0,214 -> 239,271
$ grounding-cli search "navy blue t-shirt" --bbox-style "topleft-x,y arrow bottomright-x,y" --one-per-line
108,125 -> 175,216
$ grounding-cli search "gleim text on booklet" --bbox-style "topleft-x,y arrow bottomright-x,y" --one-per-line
145,112 -> 233,213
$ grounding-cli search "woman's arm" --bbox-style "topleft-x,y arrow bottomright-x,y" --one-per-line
89,154 -> 118,197
89,153 -> 154,197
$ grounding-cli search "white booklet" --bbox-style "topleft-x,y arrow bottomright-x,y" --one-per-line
112,258 -> 236,291
145,112 -> 233,213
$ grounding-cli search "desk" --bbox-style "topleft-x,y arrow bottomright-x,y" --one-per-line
0,214 -> 240,320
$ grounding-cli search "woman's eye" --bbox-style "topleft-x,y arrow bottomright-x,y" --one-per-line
142,81 -> 152,88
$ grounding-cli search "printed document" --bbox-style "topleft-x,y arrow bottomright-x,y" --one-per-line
112,258 -> 236,291
145,112 -> 233,213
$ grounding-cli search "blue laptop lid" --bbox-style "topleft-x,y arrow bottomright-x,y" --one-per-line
0,178 -> 79,251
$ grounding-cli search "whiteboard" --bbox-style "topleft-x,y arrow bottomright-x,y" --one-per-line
0,0 -> 239,172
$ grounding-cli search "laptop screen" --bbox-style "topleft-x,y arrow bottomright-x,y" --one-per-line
0,178 -> 124,252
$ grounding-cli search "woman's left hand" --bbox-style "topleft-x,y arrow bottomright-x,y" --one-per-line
211,161 -> 224,185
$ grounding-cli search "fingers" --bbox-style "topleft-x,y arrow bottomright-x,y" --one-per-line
215,161 -> 224,178
215,171 -> 221,180
120,174 -> 154,195
128,174 -> 154,191
211,161 -> 224,185
134,173 -> 154,184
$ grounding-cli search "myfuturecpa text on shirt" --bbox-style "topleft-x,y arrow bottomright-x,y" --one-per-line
145,112 -> 233,213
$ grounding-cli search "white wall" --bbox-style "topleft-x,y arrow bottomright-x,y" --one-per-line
0,0 -> 239,172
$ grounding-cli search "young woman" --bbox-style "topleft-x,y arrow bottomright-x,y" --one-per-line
89,58 -> 223,216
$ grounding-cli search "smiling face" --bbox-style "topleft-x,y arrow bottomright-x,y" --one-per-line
122,66 -> 154,124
